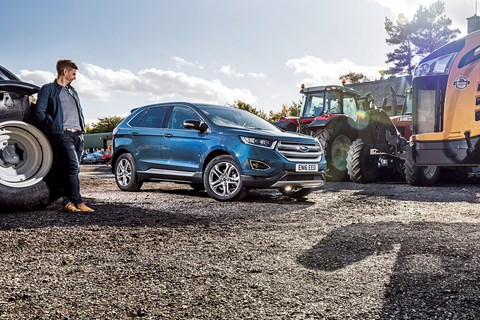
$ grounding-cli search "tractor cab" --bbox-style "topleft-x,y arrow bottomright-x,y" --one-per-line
298,85 -> 363,135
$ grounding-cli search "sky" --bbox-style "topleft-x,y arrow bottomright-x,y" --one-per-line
1,0 -> 476,124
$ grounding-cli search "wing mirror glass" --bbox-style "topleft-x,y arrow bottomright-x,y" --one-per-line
184,119 -> 208,133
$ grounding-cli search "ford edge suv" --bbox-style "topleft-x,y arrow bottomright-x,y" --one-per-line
111,102 -> 326,201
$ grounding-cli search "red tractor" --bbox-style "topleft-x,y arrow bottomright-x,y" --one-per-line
275,85 -> 374,181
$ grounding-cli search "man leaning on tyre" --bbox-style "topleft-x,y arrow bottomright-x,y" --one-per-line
31,59 -> 94,213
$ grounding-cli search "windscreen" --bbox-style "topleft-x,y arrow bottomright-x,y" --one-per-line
413,76 -> 447,134
301,90 -> 357,119
301,93 -> 325,118
201,106 -> 281,132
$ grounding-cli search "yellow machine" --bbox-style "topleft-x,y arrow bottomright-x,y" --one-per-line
411,29 -> 480,166
356,30 -> 480,185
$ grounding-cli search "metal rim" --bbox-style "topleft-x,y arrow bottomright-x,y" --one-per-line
330,134 -> 351,170
208,161 -> 240,197
116,157 -> 133,187
423,165 -> 438,179
0,121 -> 52,188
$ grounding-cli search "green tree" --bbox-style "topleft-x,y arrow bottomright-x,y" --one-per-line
339,72 -> 370,84
384,1 -> 460,76
86,116 -> 125,133
385,13 -> 415,75
268,100 -> 302,122
288,100 -> 302,117
230,100 -> 268,120
410,1 -> 460,55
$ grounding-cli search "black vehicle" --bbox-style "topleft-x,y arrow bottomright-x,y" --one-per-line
0,65 -> 56,212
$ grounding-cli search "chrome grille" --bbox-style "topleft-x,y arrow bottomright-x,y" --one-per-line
276,141 -> 322,162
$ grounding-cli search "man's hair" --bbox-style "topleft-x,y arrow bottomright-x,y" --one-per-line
56,59 -> 78,75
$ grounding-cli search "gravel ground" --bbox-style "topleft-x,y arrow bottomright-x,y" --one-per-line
0,165 -> 480,319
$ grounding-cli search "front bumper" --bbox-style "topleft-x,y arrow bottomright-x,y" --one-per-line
241,169 -> 326,189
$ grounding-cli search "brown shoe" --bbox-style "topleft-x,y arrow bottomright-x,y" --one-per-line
65,203 -> 81,212
76,203 -> 94,213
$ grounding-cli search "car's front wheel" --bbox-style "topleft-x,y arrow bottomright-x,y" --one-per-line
203,155 -> 247,201
114,153 -> 143,191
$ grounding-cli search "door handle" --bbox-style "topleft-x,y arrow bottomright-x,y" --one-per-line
164,134 -> 173,138
132,131 -> 139,136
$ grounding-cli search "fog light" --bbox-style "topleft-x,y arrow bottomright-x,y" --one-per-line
284,186 -> 292,191
249,159 -> 270,171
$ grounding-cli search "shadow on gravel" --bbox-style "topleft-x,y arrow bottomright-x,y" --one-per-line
324,182 -> 480,203
298,221 -> 480,318
142,188 -> 316,205
0,192 -> 314,230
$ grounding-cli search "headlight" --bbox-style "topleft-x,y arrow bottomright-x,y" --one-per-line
240,136 -> 277,149
414,52 -> 457,77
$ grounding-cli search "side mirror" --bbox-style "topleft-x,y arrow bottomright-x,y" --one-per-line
183,119 -> 208,133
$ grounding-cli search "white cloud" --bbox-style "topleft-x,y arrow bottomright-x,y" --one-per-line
247,72 -> 267,79
138,68 -> 256,104
370,0 -> 435,18
220,65 -> 267,80
19,64 -> 257,105
286,55 -> 384,87
18,70 -> 55,86
220,65 -> 245,78
170,56 -> 204,69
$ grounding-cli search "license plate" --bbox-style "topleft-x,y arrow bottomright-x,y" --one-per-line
295,164 -> 318,172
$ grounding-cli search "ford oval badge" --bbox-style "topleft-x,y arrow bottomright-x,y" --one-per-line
299,145 -> 310,152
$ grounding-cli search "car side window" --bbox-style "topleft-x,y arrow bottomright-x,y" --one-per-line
168,106 -> 200,129
135,107 -> 168,128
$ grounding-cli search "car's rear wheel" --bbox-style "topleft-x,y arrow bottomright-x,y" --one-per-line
204,155 -> 247,201
0,121 -> 56,212
115,153 -> 143,191
278,187 -> 313,199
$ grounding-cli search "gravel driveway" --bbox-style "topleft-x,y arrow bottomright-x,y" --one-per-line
0,165 -> 479,319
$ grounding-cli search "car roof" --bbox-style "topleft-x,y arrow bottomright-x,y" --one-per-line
130,102 -> 233,114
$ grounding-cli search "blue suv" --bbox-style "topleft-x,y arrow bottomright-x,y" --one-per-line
111,102 -> 326,201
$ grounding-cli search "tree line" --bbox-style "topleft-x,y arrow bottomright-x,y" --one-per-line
88,0 -> 459,132
340,0 -> 459,83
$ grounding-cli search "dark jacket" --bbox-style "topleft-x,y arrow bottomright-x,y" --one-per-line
31,80 -> 86,134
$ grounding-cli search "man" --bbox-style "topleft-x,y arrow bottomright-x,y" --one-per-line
32,59 -> 94,213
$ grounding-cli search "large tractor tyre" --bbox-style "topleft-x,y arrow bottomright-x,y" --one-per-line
0,121 -> 57,213
314,128 -> 355,182
203,155 -> 247,201
393,159 -> 406,181
404,159 -> 440,186
346,138 -> 379,183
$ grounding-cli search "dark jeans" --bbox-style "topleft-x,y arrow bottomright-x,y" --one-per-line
47,131 -> 84,205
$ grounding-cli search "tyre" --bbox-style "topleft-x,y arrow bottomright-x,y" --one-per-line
278,187 -> 313,199
114,153 -> 143,191
346,138 -> 379,183
404,159 -> 440,186
314,127 -> 355,181
0,121 -> 55,212
203,155 -> 247,201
